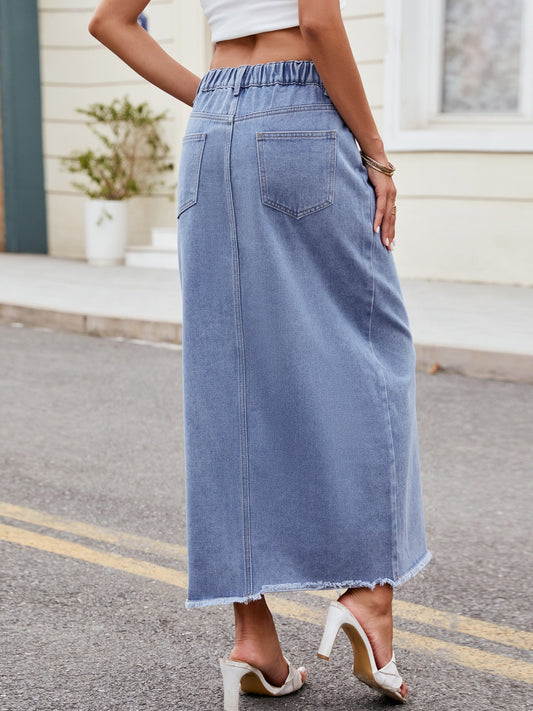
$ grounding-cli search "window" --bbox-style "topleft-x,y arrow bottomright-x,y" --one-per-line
384,0 -> 533,151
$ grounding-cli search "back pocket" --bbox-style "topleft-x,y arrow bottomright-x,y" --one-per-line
256,130 -> 336,219
177,133 -> 206,218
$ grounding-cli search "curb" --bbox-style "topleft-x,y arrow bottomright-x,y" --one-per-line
0,303 -> 182,346
415,343 -> 533,385
1,303 -> 531,384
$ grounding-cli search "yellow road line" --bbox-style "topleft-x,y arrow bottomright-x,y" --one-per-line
1,501 -> 531,653
0,501 -> 187,559
309,590 -> 533,652
1,522 -> 532,685
268,597 -> 533,685
393,629 -> 532,686
0,523 -> 187,588
393,600 -> 533,653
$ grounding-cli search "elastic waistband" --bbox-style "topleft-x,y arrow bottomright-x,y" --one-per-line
198,60 -> 325,95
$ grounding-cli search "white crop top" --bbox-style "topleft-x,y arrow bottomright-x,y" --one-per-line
200,0 -> 346,43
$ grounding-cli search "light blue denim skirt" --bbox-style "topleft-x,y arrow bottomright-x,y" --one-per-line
177,61 -> 431,608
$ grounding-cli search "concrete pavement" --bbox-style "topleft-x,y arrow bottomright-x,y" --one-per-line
1,324 -> 531,710
0,253 -> 532,382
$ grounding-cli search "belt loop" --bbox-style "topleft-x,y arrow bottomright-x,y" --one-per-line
233,65 -> 247,96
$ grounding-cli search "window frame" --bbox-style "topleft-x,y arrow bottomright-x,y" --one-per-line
383,0 -> 533,152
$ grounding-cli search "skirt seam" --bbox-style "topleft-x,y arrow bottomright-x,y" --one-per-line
367,206 -> 400,581
226,115 -> 254,597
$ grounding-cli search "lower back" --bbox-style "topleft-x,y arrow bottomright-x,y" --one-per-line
210,27 -> 312,69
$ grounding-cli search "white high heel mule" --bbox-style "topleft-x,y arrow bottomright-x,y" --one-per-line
219,656 -> 306,711
317,600 -> 407,703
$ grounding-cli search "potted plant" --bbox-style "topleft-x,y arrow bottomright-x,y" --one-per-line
62,96 -> 174,266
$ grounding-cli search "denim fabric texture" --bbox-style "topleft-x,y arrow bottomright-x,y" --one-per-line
177,61 -> 431,609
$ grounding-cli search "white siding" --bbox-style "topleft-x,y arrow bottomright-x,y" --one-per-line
344,9 -> 386,123
38,0 -> 532,284
343,0 -> 533,285
38,0 -> 209,258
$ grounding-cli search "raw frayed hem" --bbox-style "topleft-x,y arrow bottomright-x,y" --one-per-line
185,549 -> 432,609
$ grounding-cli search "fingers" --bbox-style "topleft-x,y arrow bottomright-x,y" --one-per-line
373,193 -> 387,235
369,173 -> 397,251
374,196 -> 396,250
380,204 -> 396,250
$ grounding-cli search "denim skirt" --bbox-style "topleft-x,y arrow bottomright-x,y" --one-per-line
177,61 -> 431,608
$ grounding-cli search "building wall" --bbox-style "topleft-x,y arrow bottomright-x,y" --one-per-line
38,0 -> 532,286
0,90 -> 4,251
343,0 -> 532,286
38,0 -> 209,258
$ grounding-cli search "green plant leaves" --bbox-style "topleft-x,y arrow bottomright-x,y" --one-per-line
61,96 -> 175,200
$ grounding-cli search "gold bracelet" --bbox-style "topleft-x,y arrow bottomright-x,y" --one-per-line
360,151 -> 395,176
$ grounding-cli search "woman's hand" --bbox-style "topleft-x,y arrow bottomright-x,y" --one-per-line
298,0 -> 397,252
365,169 -> 397,251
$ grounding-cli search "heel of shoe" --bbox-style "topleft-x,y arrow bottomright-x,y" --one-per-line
317,601 -> 348,660
220,659 -> 249,711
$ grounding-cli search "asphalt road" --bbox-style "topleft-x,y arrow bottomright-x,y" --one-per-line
1,323 -> 531,711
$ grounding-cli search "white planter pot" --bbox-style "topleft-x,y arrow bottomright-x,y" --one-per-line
85,199 -> 127,266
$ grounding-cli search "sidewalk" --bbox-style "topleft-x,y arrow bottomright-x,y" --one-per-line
0,253 -> 532,383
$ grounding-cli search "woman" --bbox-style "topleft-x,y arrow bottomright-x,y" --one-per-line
89,0 -> 431,707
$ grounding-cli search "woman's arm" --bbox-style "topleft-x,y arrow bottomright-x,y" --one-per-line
89,0 -> 200,106
298,0 -> 396,248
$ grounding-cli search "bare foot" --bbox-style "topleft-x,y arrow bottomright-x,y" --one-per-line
230,596 -> 307,688
338,586 -> 408,700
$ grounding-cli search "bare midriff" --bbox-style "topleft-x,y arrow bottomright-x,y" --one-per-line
210,26 -> 312,69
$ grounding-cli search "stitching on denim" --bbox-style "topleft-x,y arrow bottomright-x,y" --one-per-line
261,198 -> 333,219
182,133 -> 206,141
177,133 -> 206,218
256,138 -> 267,218
235,105 -> 336,122
224,101 -> 253,597
191,106 -> 336,123
188,113 -> 231,123
184,551 -> 433,609
256,132 -> 336,219
257,130 -> 336,139
200,80 -> 325,93
367,216 -> 400,581
233,64 -> 247,96
328,133 -> 337,208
